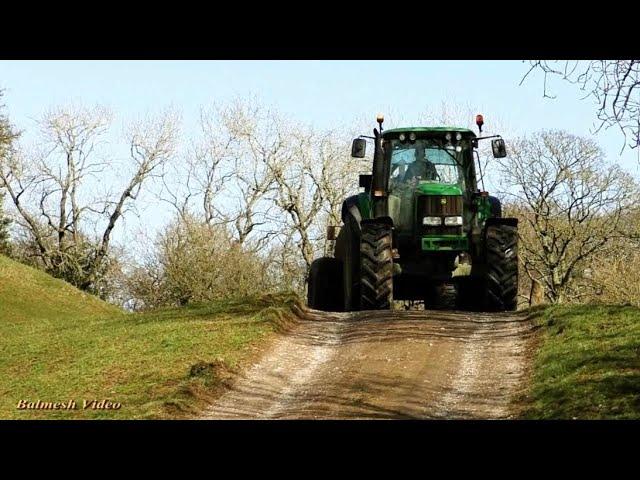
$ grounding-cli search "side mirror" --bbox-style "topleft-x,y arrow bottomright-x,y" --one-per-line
491,138 -> 507,158
351,138 -> 367,158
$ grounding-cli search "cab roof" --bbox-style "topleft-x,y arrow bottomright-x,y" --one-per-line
382,127 -> 476,137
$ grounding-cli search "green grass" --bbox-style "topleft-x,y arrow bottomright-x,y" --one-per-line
522,304 -> 640,419
0,255 -> 299,419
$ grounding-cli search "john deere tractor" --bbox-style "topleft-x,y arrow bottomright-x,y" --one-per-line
307,114 -> 518,312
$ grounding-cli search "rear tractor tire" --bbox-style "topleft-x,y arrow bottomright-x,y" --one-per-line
360,222 -> 393,310
484,224 -> 518,311
307,257 -> 343,312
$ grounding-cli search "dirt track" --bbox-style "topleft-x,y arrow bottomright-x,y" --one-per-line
203,306 -> 536,419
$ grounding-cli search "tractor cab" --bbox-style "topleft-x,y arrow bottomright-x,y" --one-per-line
382,128 -> 477,250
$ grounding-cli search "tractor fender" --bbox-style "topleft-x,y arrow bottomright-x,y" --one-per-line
341,195 -> 363,227
336,195 -> 362,263
487,195 -> 502,218
336,195 -> 366,311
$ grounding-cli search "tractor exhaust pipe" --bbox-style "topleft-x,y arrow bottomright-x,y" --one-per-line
371,124 -> 388,218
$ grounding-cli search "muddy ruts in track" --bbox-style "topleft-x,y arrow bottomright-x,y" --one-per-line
203,307 -> 536,419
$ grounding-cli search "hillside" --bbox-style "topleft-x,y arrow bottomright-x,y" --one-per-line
0,254 -> 119,322
0,255 -> 298,419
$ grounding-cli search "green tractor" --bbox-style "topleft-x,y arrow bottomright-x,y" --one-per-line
307,114 -> 518,312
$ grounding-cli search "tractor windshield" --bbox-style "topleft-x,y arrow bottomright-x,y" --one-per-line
388,139 -> 466,191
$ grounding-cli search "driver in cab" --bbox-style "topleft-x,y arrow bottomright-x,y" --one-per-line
403,150 -> 438,183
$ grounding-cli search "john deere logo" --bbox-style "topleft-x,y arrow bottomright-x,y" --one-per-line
440,198 -> 447,205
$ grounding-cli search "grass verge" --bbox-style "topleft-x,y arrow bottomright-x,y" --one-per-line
521,304 -> 640,419
0,255 -> 300,419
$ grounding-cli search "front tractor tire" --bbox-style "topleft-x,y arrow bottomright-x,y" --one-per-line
307,257 -> 343,312
484,223 -> 518,311
360,222 -> 393,310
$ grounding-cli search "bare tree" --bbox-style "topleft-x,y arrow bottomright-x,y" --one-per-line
521,60 -> 640,151
217,100 -> 284,250
163,99 -> 282,252
162,106 -> 237,225
318,133 -> 353,221
0,90 -> 19,159
262,225 -> 308,294
497,130 -> 637,303
0,92 -> 19,255
0,105 -> 113,281
86,109 -> 179,289
158,97 -> 356,294
266,126 -> 321,273
264,124 -> 357,280
0,104 -> 179,293
179,98 -> 355,281
313,131 -> 356,256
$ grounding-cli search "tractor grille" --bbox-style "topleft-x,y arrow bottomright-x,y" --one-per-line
417,195 -> 463,236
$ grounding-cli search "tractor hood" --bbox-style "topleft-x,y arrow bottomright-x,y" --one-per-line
387,182 -> 463,234
415,182 -> 463,196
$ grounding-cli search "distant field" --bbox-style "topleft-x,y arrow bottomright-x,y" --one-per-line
0,255 -> 297,419
522,304 -> 640,419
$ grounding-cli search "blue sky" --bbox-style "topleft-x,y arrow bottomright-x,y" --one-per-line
2,60 -> 638,164
1,60 -> 638,248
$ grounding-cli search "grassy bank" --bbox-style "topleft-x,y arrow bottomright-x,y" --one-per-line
522,304 -> 640,419
0,255 -> 299,419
